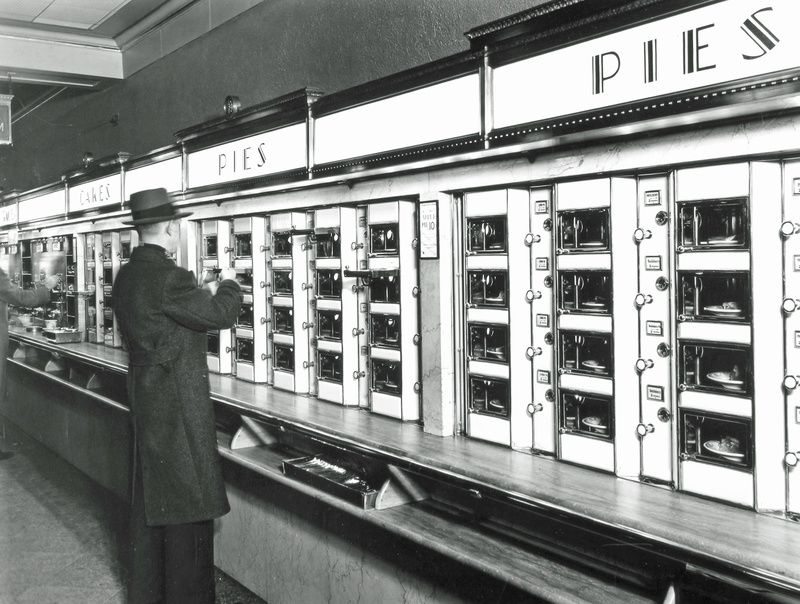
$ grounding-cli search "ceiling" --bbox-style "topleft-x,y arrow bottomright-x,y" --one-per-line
0,0 -> 192,122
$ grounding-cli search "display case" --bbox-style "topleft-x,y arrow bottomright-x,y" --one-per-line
197,219 -> 233,374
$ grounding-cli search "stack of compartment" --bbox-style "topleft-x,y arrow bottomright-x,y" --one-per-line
199,220 -> 233,374
674,165 -> 755,507
268,212 -> 311,393
82,234 -> 100,343
310,207 -> 361,405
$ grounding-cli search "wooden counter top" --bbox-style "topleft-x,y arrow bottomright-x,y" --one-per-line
9,328 -> 800,596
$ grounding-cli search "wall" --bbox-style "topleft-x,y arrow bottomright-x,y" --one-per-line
0,0 -> 537,193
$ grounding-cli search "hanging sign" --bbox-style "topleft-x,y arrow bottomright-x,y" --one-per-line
68,174 -> 122,213
493,0 -> 800,129
186,122 -> 307,189
0,94 -> 11,145
0,202 -> 16,226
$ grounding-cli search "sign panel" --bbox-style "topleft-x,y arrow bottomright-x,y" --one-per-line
18,189 -> 65,223
0,202 -> 17,227
419,201 -> 439,259
125,157 -> 182,200
68,174 -> 121,213
0,94 -> 11,145
187,123 -> 306,189
493,0 -> 800,128
315,74 -> 481,165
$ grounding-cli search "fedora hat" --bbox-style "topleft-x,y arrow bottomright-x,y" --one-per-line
123,188 -> 192,225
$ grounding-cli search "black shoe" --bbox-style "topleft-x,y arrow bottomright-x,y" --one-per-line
0,451 -> 14,460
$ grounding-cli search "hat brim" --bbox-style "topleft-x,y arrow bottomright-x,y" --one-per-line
122,210 -> 193,226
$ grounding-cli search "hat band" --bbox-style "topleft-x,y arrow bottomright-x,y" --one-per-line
130,203 -> 177,222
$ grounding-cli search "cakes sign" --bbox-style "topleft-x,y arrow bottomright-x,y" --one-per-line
493,0 -> 799,129
68,174 -> 121,213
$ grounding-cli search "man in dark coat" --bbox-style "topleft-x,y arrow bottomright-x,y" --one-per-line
0,268 -> 58,459
112,188 -> 240,604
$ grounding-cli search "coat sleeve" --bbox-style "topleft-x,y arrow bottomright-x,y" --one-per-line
0,268 -> 51,308
161,267 -> 241,332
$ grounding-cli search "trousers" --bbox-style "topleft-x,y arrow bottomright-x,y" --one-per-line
128,461 -> 215,604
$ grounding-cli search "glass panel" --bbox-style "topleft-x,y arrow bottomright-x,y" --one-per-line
234,233 -> 252,258
558,209 -> 609,251
203,235 -> 218,258
372,359 -> 401,394
273,270 -> 292,294
318,351 -> 343,383
317,310 -> 341,340
235,338 -> 254,363
273,307 -> 293,333
467,217 -> 506,253
273,232 -> 292,257
681,412 -> 752,468
369,274 -> 400,303
679,272 -> 750,321
678,200 -> 748,249
370,314 -> 400,348
369,224 -> 399,255
680,343 -> 751,396
558,271 -> 612,314
235,270 -> 253,292
237,302 -> 253,327
560,392 -> 613,439
469,377 -> 509,418
315,232 -> 341,258
468,324 -> 508,362
468,271 -> 508,308
316,270 -> 342,298
274,344 -> 294,371
559,332 -> 613,377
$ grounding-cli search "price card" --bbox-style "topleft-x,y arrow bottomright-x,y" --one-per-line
419,201 -> 438,259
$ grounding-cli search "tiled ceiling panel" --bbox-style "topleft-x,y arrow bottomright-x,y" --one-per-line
0,0 -> 135,29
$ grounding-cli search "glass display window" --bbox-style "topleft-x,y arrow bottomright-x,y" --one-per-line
559,331 -> 613,377
467,217 -> 507,254
318,350 -> 343,383
316,270 -> 342,298
235,270 -> 253,292
273,270 -> 293,295
369,273 -> 400,303
371,359 -> 401,394
315,231 -> 341,258
369,224 -> 399,255
679,199 -> 748,250
468,270 -> 508,308
558,271 -> 612,314
681,411 -> 752,469
235,337 -> 254,363
560,392 -> 614,439
273,307 -> 293,334
273,232 -> 292,257
557,208 -> 609,251
203,234 -> 218,258
370,314 -> 401,348
207,332 -> 220,356
679,272 -> 750,322
274,344 -> 294,371
234,233 -> 252,258
468,323 -> 508,363
237,302 -> 253,328
679,342 -> 751,396
469,377 -> 509,418
317,310 -> 342,340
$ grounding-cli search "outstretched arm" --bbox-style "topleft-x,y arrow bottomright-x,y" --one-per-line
162,267 -> 241,332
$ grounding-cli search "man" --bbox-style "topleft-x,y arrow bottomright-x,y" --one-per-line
0,269 -> 59,459
112,188 -> 240,604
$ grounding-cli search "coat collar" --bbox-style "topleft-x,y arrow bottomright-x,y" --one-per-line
131,243 -> 175,265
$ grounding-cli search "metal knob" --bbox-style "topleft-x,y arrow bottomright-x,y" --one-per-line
411,238 -> 419,249
633,228 -> 652,242
302,321 -> 314,330
261,353 -> 271,360
351,242 -> 364,250
654,211 -> 669,226
543,275 -> 553,288
301,283 -> 313,291
783,298 -> 798,314
636,423 -> 655,438
525,346 -> 542,359
351,284 -> 364,293
542,218 -> 552,232
352,327 -> 365,336
784,375 -> 799,391
302,360 -> 314,368
223,246 -> 233,253
655,277 -> 670,291
657,407 -> 671,423
412,286 -> 420,297
524,233 -> 541,246
525,290 -> 542,302
635,358 -> 654,373
786,451 -> 799,468
413,334 -> 421,345
259,245 -> 271,252
634,293 -> 653,308
260,317 -> 268,325
780,221 -> 799,238
544,389 -> 555,402
544,332 -> 554,345
413,382 -> 421,393
353,370 -> 365,379
225,346 -> 232,353
657,342 -> 671,358
260,281 -> 267,289
526,402 -> 543,415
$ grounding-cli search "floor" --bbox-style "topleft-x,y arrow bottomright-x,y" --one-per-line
0,422 -> 266,604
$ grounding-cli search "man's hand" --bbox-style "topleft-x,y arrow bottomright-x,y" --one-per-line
218,268 -> 237,282
42,275 -> 60,290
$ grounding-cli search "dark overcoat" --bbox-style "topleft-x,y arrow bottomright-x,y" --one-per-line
0,269 -> 52,400
112,244 -> 240,525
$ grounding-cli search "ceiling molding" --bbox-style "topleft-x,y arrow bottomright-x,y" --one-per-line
115,0 -> 196,49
